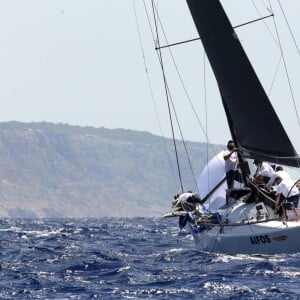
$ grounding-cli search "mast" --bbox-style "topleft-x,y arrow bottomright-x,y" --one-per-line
186,0 -> 300,167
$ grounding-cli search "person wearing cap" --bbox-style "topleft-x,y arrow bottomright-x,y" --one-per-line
253,159 -> 276,186
274,175 -> 300,220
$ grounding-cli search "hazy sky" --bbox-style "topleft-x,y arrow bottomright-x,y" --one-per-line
1,1 -> 300,150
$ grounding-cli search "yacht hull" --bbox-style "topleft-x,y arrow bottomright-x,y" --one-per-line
189,221 -> 300,254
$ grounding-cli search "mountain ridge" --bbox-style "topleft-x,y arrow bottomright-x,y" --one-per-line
0,122 -> 224,217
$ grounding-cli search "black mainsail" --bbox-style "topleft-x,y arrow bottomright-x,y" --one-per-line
186,0 -> 300,167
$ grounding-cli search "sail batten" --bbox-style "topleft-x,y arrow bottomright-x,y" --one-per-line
186,0 -> 300,167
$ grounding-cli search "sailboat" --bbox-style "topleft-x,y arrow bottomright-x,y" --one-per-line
155,1 -> 300,254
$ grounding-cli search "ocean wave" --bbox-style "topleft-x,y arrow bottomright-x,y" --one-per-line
1,217 -> 300,299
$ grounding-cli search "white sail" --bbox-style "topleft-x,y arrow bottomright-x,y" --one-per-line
197,151 -> 226,210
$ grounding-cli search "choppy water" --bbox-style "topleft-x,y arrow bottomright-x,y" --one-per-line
0,217 -> 300,299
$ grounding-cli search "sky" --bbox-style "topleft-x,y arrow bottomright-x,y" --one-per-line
1,1 -> 300,151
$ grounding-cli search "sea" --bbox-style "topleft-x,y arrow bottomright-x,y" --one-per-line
0,217 -> 300,300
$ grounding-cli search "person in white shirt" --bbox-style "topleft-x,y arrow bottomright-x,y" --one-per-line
223,140 -> 241,189
173,191 -> 202,230
274,175 -> 299,219
178,191 -> 194,202
267,166 -> 290,188
172,191 -> 202,212
253,160 -> 276,185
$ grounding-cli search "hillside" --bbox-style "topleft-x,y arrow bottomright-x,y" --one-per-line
0,122 -> 223,217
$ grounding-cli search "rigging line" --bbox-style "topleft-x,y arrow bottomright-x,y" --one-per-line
151,0 -> 184,193
156,14 -> 274,50
268,55 -> 282,97
251,1 -> 282,97
277,0 -> 300,57
143,0 -> 192,189
166,84 -> 200,193
203,52 -> 210,197
152,3 -> 221,161
143,0 -> 188,188
203,53 -> 208,149
142,0 -> 156,44
148,4 -> 200,192
269,1 -> 300,130
133,0 -> 178,187
149,2 -> 211,192
261,0 -> 272,14
143,49 -> 199,192
251,0 -> 279,47
150,2 -> 225,190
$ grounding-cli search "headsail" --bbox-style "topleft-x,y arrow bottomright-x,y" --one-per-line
197,151 -> 227,210
186,0 -> 300,167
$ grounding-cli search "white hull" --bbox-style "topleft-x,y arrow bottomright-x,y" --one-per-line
187,200 -> 300,254
189,220 -> 300,254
